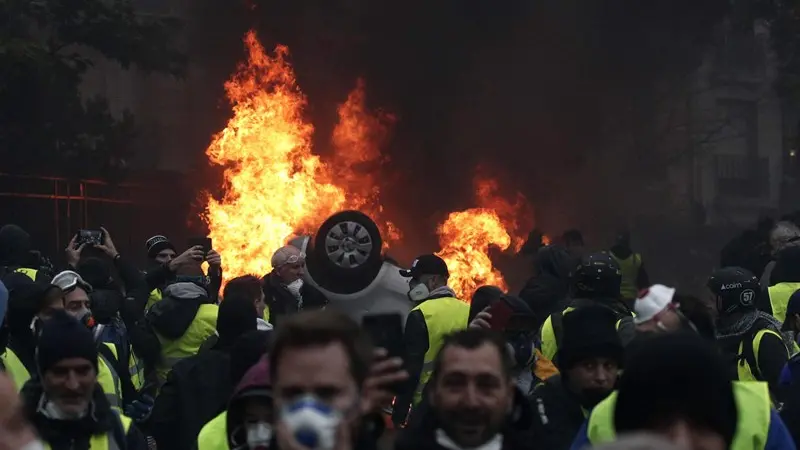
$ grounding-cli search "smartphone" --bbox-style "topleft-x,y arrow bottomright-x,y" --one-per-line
188,237 -> 212,254
486,298 -> 514,331
362,313 -> 406,393
77,229 -> 103,246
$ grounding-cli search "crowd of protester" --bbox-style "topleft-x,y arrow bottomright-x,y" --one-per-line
2,218 -> 800,450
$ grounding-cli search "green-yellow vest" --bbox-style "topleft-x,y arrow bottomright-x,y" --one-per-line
610,253 -> 642,301
146,288 -> 162,311
263,307 -> 270,323
198,411 -> 229,450
14,267 -> 38,281
411,297 -> 470,404
43,412 -> 132,450
586,381 -> 771,450
156,303 -> 219,382
128,348 -> 145,391
1,348 -> 30,391
98,343 -> 123,409
767,282 -> 800,323
736,329 -> 787,382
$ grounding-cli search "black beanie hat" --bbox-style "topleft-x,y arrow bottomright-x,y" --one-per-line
614,332 -> 737,448
37,310 -> 98,375
146,235 -> 175,259
557,305 -> 623,371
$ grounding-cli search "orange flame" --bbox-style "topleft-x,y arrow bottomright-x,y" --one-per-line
436,208 -> 513,300
331,79 -> 401,246
436,177 -> 533,300
204,31 -> 398,277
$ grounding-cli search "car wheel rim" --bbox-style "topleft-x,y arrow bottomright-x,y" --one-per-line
325,221 -> 373,269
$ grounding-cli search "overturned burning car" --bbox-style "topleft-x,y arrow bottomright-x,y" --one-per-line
287,210 -> 413,322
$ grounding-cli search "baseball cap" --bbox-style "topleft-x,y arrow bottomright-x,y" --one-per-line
399,254 -> 449,278
782,290 -> 800,331
634,284 -> 676,325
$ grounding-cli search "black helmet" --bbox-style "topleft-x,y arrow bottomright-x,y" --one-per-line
707,267 -> 760,315
572,252 -> 622,298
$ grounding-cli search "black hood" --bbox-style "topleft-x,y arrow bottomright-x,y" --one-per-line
533,246 -> 573,279
0,225 -> 31,267
772,246 -> 800,284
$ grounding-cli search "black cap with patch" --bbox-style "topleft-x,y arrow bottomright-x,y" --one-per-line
399,254 -> 449,279
708,267 -> 760,315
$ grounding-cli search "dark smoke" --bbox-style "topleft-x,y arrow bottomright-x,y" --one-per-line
186,0 -> 731,285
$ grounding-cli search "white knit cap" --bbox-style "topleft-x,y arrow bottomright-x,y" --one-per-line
634,284 -> 676,325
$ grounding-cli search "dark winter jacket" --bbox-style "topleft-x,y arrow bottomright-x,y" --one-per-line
519,246 -> 574,329
528,375 -> 589,450
395,387 -> 534,450
149,347 -> 232,450
261,272 -> 328,328
21,379 -> 147,450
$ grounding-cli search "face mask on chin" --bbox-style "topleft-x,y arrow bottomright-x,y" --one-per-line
40,398 -> 88,420
245,422 -> 272,450
286,279 -> 304,297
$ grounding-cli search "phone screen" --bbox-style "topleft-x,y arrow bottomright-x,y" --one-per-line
188,237 -> 212,254
487,299 -> 514,331
362,313 -> 406,393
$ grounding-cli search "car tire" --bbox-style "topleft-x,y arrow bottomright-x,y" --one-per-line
311,210 -> 383,294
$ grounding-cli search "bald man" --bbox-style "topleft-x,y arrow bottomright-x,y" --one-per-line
261,246 -> 328,328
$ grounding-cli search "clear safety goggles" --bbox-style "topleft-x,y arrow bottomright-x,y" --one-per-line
51,271 -> 93,293
278,253 -> 306,267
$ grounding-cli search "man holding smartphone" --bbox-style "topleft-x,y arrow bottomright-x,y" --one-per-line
393,254 -> 470,426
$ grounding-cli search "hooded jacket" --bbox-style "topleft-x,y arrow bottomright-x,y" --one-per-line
147,282 -> 213,340
21,379 -> 147,450
519,246 -> 574,329
528,375 -> 593,450
396,387 -> 535,450
226,358 -> 272,448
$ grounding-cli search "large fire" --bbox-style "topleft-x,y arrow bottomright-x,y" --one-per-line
436,177 -> 533,300
203,31 -> 396,279
204,31 -> 533,297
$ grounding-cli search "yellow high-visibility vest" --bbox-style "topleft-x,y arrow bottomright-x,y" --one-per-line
410,297 -> 470,404
586,381 -> 771,450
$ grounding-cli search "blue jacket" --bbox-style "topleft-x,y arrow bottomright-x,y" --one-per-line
570,409 -> 796,450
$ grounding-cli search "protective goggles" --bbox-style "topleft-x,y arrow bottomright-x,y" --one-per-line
277,253 -> 306,267
51,270 -> 93,293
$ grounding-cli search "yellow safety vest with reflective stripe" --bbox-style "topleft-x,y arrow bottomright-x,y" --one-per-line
146,289 -> 162,311
128,349 -> 145,391
610,253 -> 641,301
14,267 -> 38,281
263,307 -> 270,324
198,410 -> 229,450
586,381 -> 771,450
737,329 -> 787,382
767,282 -> 800,323
411,297 -> 470,404
156,304 -> 219,382
1,348 -> 30,391
541,306 -> 629,363
98,343 -> 123,409
43,412 -> 133,450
